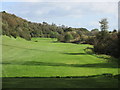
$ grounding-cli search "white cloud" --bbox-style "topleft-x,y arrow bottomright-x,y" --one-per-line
18,2 -> 84,18
89,2 -> 118,14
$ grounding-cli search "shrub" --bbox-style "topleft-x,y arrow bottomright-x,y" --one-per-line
84,47 -> 94,54
64,33 -> 73,43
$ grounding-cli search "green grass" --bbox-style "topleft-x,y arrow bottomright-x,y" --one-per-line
2,36 -> 119,77
2,76 -> 118,88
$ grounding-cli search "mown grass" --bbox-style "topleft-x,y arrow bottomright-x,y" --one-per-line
2,36 -> 119,77
1,36 -> 119,88
2,76 -> 118,88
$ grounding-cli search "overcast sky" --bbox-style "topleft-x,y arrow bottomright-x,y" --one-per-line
1,1 -> 118,31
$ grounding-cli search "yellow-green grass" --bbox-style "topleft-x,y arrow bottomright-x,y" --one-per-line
1,36 -> 119,77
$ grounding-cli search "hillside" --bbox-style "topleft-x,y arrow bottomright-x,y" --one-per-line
1,11 -> 90,41
2,11 -> 64,40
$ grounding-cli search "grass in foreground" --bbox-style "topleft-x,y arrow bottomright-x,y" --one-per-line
2,76 -> 118,88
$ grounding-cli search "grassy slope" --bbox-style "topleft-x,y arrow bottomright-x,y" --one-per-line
2,36 -> 119,77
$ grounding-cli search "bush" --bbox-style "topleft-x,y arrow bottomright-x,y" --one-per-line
57,34 -> 64,42
93,31 -> 119,58
50,31 -> 59,38
85,36 -> 95,45
84,47 -> 94,54
64,33 -> 73,43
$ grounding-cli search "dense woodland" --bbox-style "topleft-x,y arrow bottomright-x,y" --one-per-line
1,11 -> 120,59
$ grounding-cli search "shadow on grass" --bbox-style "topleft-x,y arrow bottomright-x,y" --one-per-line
63,52 -> 87,55
2,61 -> 119,68
2,74 -> 118,88
97,56 -> 110,59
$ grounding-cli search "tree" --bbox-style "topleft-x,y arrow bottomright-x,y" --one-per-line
64,33 -> 73,43
57,34 -> 64,42
99,18 -> 108,31
50,31 -> 59,38
91,29 -> 99,32
98,18 -> 109,39
42,22 -> 48,25
94,18 -> 109,54
113,29 -> 117,33
2,11 -> 6,13
64,27 -> 73,32
91,29 -> 99,36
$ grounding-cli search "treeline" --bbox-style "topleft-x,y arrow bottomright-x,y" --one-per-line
2,11 -> 93,41
57,28 -> 99,44
1,11 -> 99,42
2,11 -> 64,40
